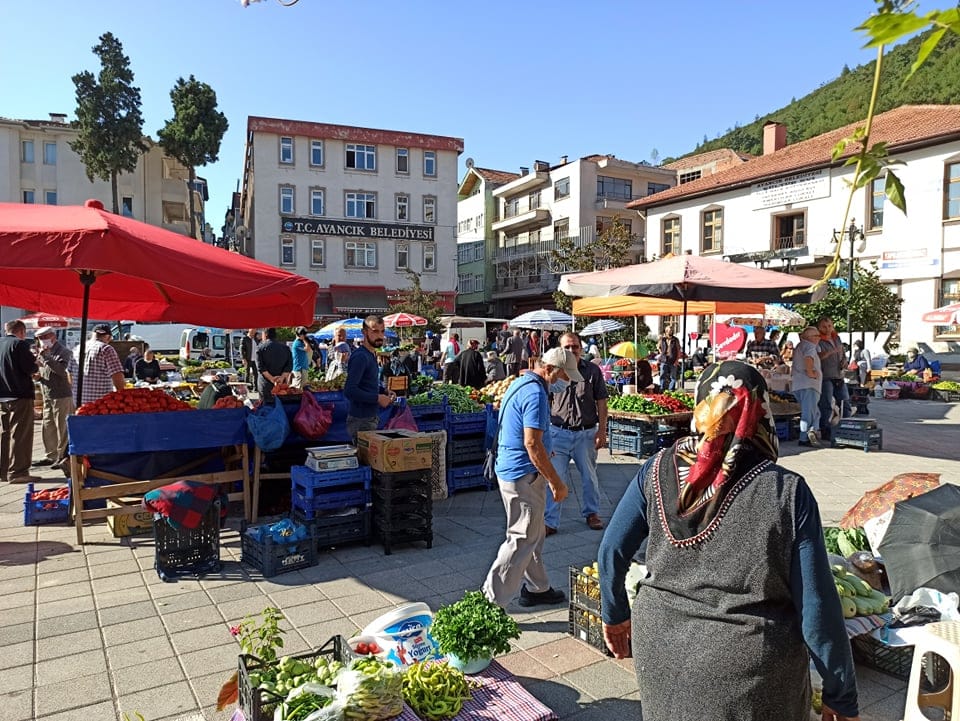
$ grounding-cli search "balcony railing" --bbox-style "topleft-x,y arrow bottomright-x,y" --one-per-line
773,232 -> 806,251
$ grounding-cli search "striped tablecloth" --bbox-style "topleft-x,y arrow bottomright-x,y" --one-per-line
456,660 -> 557,721
844,612 -> 891,639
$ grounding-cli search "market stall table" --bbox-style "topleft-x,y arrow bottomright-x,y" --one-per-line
67,407 -> 251,544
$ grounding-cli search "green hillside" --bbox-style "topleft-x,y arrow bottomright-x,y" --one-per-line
680,30 -> 960,159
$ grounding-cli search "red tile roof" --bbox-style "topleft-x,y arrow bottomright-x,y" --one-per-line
474,167 -> 520,185
631,105 -> 960,209
247,116 -> 464,153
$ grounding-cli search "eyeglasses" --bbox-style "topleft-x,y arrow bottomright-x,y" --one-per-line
563,345 -> 580,351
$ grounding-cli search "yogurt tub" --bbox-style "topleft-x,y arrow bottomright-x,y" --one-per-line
360,602 -> 441,667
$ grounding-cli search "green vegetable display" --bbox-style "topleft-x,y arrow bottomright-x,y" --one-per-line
340,656 -> 404,721
822,527 -> 868,557
431,590 -> 520,662
408,384 -> 484,412
248,655 -> 343,707
277,686 -> 334,721
832,564 -> 888,618
402,660 -> 474,721
932,380 -> 960,392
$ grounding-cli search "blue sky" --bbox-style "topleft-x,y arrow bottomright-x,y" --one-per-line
2,0 -> 892,232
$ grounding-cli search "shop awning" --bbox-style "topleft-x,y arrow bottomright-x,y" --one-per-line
330,285 -> 389,314
313,294 -> 334,318
573,296 -> 765,317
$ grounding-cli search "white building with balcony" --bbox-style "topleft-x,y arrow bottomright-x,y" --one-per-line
0,113 -> 204,236
629,105 -> 960,352
490,155 -> 676,317
239,117 -> 463,320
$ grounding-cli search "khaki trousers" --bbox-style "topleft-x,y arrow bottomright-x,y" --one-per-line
42,395 -> 75,462
483,472 -> 551,607
0,398 -> 35,481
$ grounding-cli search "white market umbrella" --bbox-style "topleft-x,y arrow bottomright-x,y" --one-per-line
578,318 -> 626,359
509,309 -> 573,332
723,304 -> 807,328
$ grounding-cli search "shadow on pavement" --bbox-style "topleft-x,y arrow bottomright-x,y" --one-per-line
522,676 -> 644,720
0,539 -> 76,565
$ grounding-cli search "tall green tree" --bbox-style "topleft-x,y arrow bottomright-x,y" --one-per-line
69,32 -> 146,214
390,269 -> 446,330
157,75 -> 229,239
793,262 -> 902,338
550,217 -> 634,313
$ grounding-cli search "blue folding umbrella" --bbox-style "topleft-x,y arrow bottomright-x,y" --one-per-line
313,317 -> 397,341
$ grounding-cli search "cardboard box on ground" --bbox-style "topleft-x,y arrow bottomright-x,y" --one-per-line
357,430 -> 433,473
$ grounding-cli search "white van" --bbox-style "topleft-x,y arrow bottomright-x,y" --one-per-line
179,328 -> 235,362
438,316 -> 510,352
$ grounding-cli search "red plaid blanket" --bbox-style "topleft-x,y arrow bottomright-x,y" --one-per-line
143,481 -> 220,530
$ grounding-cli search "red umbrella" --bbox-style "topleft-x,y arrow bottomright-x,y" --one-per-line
17,312 -> 77,330
0,199 -> 318,400
382,312 -> 428,328
840,472 -> 941,529
922,302 -> 960,325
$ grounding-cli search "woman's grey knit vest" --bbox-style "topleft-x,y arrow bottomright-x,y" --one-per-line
633,460 -> 811,721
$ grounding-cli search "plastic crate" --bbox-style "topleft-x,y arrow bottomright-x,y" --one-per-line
375,517 -> 433,556
446,433 -> 486,465
82,475 -> 110,511
241,522 -> 318,577
446,463 -> 491,494
239,635 -> 353,721
608,428 -> 658,457
374,493 -> 432,519
153,500 -> 221,580
298,507 -> 372,549
832,428 -> 883,452
291,465 -> 372,518
410,400 -> 446,418
23,483 -> 71,526
569,566 -> 601,614
568,602 -> 612,657
415,417 -> 446,433
838,418 -> 878,431
371,468 -> 431,491
775,417 -> 800,442
931,388 -> 960,402
852,635 -> 950,687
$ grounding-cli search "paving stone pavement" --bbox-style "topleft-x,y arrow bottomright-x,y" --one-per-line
1,396 -> 958,720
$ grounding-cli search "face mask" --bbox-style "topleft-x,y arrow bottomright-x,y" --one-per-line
549,378 -> 570,394
41,337 -> 54,349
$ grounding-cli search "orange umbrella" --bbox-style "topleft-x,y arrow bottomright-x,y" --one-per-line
839,473 -> 941,529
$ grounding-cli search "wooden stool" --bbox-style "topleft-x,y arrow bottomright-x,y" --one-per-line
903,621 -> 960,720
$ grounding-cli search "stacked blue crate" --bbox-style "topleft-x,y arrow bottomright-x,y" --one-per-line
409,396 -> 447,433
445,403 -> 491,494
291,465 -> 372,549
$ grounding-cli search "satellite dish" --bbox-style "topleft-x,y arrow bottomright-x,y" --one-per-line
236,224 -> 248,239
465,157 -> 474,169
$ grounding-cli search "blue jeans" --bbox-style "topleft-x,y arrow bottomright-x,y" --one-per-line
818,378 -> 850,438
545,425 -> 600,528
793,387 -> 821,436
660,362 -> 677,391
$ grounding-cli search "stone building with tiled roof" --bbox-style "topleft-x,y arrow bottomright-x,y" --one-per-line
664,148 -> 752,185
628,105 -> 960,352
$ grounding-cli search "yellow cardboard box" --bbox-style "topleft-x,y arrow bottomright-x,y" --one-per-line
357,429 -> 433,473
106,497 -> 154,537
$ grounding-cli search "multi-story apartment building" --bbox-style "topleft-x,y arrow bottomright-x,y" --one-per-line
0,113 -> 204,237
629,105 -> 960,351
487,155 -> 676,317
455,163 -> 518,316
239,117 -> 463,321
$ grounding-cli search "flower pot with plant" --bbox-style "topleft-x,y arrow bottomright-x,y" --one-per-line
430,591 -> 520,673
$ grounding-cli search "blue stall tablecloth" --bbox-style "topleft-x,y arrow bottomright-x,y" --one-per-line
68,408 -> 249,456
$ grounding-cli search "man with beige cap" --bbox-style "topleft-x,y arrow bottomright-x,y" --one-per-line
33,327 -> 76,468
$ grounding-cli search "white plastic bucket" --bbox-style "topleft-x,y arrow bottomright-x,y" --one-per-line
360,602 -> 441,667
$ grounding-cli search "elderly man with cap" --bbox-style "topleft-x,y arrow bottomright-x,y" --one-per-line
291,326 -> 311,390
485,350 -> 507,384
483,347 -> 580,609
33,327 -> 76,468
81,324 -> 125,406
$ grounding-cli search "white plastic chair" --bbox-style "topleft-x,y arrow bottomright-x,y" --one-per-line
903,621 -> 960,720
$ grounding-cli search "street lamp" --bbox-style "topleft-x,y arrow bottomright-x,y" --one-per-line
831,220 -> 866,358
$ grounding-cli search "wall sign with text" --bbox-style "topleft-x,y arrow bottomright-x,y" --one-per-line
281,217 -> 435,241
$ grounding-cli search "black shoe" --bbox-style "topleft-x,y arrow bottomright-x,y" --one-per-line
518,585 -> 566,607
31,459 -> 54,467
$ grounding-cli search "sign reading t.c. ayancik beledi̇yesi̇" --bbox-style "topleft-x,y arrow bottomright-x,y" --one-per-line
281,217 -> 435,241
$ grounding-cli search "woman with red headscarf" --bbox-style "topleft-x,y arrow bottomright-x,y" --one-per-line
598,360 -> 859,721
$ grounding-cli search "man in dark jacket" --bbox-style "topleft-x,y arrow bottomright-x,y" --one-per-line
256,327 -> 292,403
457,338 -> 487,389
344,316 -> 395,443
0,320 -> 40,483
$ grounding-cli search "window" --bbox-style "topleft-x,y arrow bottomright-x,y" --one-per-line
936,278 -> 960,336
597,216 -> 629,236
22,190 -> 34,204
946,162 -> 960,220
423,196 -> 436,224
867,176 -> 885,230
504,198 -> 520,218
474,274 -> 484,293
474,244 -> 484,261
529,190 -> 541,209
396,194 -> 409,221
345,241 -> 376,268
122,196 -> 134,217
44,190 -> 57,205
310,140 -> 324,167
773,211 -> 806,250
21,140 -> 34,163
647,182 -> 671,196
346,144 -> 376,171
701,208 -> 723,253
43,142 -> 56,165
597,176 -> 633,201
310,238 -> 325,267
396,148 -> 409,174
310,188 -> 325,216
279,137 -> 294,164
346,192 -> 376,219
279,186 -> 295,215
423,244 -> 436,272
554,218 -> 569,241
458,273 -> 470,293
396,243 -> 409,269
423,151 -> 436,177
662,216 -> 680,256
554,177 -> 570,199
679,170 -> 702,184
280,236 -> 295,266
162,201 -> 188,223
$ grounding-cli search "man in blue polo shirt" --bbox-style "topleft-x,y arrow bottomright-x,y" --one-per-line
483,347 -> 581,608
